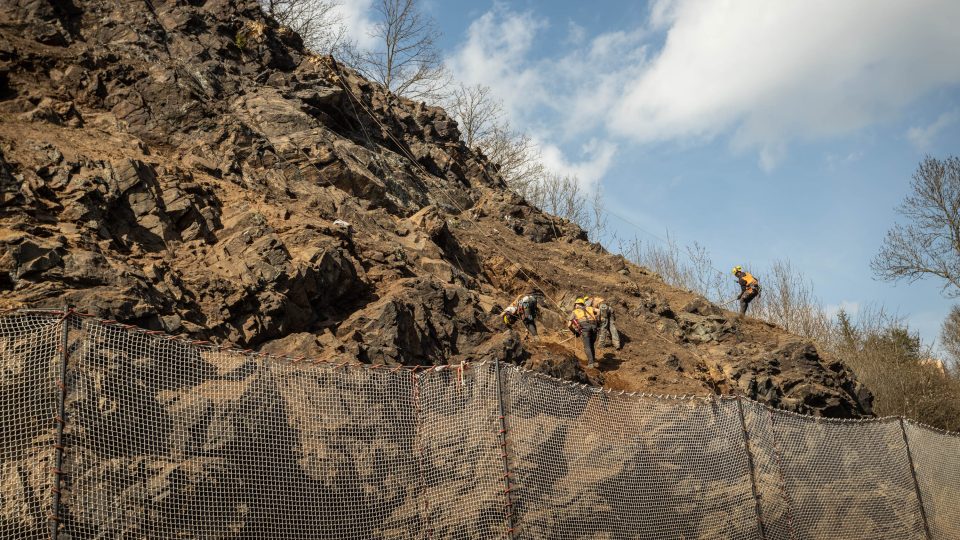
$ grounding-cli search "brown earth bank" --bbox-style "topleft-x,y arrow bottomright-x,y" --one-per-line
0,0 -> 872,418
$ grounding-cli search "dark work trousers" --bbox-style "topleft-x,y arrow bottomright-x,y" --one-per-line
521,303 -> 538,336
579,322 -> 599,366
523,318 -> 538,336
597,304 -> 620,349
739,288 -> 759,316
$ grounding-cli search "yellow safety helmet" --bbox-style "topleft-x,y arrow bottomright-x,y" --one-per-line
574,296 -> 587,306
732,265 -> 743,275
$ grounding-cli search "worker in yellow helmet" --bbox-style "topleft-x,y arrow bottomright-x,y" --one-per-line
585,295 -> 620,350
567,297 -> 601,367
732,266 -> 761,318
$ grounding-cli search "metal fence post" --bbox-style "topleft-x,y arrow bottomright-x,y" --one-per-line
899,417 -> 932,540
494,359 -> 517,540
50,307 -> 71,540
736,396 -> 767,540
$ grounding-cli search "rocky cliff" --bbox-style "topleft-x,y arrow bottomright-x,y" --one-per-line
0,0 -> 872,417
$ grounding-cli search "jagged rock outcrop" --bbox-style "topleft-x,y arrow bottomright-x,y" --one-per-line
0,0 -> 871,421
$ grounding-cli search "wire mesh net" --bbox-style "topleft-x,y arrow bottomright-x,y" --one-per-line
765,411 -> 926,539
739,399 -> 796,540
504,367 -> 760,539
416,365 -> 509,539
0,313 -> 63,540
1,312 -> 959,539
62,316 -> 425,539
903,421 -> 960,539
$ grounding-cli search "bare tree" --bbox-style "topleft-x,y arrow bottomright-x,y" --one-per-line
588,186 -> 609,243
443,91 -> 546,199
352,0 -> 449,101
441,82 -> 604,237
445,83 -> 503,149
479,122 -> 546,194
441,83 -> 548,202
441,84 -> 602,235
531,173 -> 587,226
873,155 -> 960,296
260,0 -> 349,55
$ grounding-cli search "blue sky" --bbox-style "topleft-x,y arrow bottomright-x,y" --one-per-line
337,0 -> 960,348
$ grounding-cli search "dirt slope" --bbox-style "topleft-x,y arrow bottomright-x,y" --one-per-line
0,0 -> 872,417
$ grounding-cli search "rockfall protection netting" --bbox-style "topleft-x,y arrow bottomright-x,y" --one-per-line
0,311 -> 958,539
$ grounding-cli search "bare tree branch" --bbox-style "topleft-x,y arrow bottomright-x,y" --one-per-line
479,122 -> 545,193
351,0 -> 449,101
873,155 -> 960,297
259,0 -> 351,55
588,186 -> 609,243
444,83 -> 503,149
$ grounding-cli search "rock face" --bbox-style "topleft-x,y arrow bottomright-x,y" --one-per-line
0,0 -> 871,418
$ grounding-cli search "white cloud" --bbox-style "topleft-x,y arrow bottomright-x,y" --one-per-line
445,7 -> 549,122
445,7 -> 639,184
608,0 -> 960,163
445,7 -> 624,185
546,29 -> 648,139
648,0 -> 679,29
757,142 -> 786,173
346,1 -> 960,175
825,151 -> 865,171
566,20 -> 586,45
907,109 -> 960,151
332,0 -> 378,50
537,139 -> 618,188
447,1 -> 960,177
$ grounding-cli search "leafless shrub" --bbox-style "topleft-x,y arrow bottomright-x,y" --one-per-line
442,82 -> 614,240
441,84 -> 552,198
620,234 -> 733,303
686,242 -> 731,303
751,259 -> 833,344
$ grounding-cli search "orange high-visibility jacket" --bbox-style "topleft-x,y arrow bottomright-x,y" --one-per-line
569,306 -> 600,325
739,272 -> 759,292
